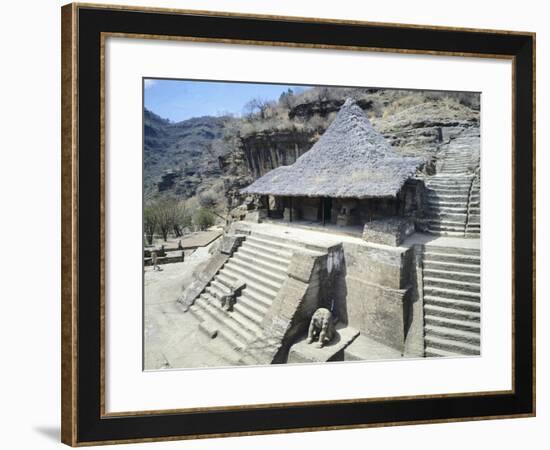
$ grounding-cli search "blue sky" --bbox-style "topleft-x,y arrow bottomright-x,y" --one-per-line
144,79 -> 307,122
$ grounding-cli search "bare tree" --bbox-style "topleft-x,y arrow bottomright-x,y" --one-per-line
153,199 -> 174,242
144,206 -> 158,245
173,201 -> 191,237
193,208 -> 216,231
244,97 -> 272,120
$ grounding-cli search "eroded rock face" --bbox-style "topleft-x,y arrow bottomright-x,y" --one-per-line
372,101 -> 479,159
289,98 -> 373,120
240,129 -> 317,179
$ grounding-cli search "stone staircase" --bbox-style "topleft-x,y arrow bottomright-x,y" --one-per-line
425,175 -> 475,236
465,174 -> 480,236
438,129 -> 480,175
424,128 -> 480,237
189,232 -> 325,363
422,245 -> 480,357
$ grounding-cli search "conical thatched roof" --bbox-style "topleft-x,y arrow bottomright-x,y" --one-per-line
241,98 -> 424,199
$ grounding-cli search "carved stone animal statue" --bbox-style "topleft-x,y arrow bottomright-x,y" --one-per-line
220,292 -> 236,311
307,308 -> 336,348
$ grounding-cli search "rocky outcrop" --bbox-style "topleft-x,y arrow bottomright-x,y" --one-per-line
289,98 -> 373,120
240,129 -> 318,178
372,101 -> 479,159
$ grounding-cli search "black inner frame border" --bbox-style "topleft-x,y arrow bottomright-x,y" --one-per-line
76,5 -> 534,444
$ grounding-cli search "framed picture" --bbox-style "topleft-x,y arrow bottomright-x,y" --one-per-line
61,2 -> 535,446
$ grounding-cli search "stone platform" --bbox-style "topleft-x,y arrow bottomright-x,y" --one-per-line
287,324 -> 360,364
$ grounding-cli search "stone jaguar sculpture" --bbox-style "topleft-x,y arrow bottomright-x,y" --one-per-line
306,307 -> 336,348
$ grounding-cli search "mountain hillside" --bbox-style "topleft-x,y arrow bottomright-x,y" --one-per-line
143,109 -> 228,201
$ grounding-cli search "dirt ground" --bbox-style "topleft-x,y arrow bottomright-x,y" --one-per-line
143,242 -> 238,370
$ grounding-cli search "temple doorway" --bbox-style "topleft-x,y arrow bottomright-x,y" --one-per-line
321,197 -> 332,225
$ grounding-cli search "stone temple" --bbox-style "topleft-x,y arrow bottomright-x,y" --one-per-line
178,98 -> 480,366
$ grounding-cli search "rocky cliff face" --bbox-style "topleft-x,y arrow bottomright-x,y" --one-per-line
372,101 -> 480,159
239,129 -> 318,179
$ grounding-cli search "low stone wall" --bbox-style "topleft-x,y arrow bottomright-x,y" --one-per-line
177,235 -> 245,311
144,251 -> 184,266
362,217 -> 414,246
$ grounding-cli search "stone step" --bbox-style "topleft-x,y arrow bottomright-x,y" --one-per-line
196,294 -> 261,341
227,255 -> 287,285
424,277 -> 480,292
428,174 -> 473,181
209,277 -> 273,317
214,272 -> 234,291
430,205 -> 468,213
425,335 -> 480,355
465,225 -> 481,232
438,169 -> 475,174
237,245 -> 290,269
217,272 -> 275,304
426,181 -> 472,188
426,246 -> 480,257
423,268 -> 480,283
424,286 -> 480,301
248,231 -> 328,254
427,178 -> 471,184
428,211 -> 468,220
428,199 -> 470,208
428,194 -> 470,203
204,282 -> 230,301
424,295 -> 480,312
424,260 -> 480,273
427,229 -> 467,237
440,160 -> 476,165
425,324 -> 480,344
443,164 -> 478,169
426,184 -> 472,191
439,171 -> 470,175
427,224 -> 466,233
442,164 -> 475,170
424,251 -> 480,264
236,293 -> 268,317
189,303 -> 247,350
247,234 -> 307,254
428,219 -> 466,227
424,314 -> 480,333
243,239 -> 294,260
223,261 -> 282,293
425,346 -> 464,357
239,288 -> 273,310
426,185 -> 470,195
424,304 -> 480,321
233,301 -> 264,325
198,294 -> 262,336
189,302 -> 208,323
